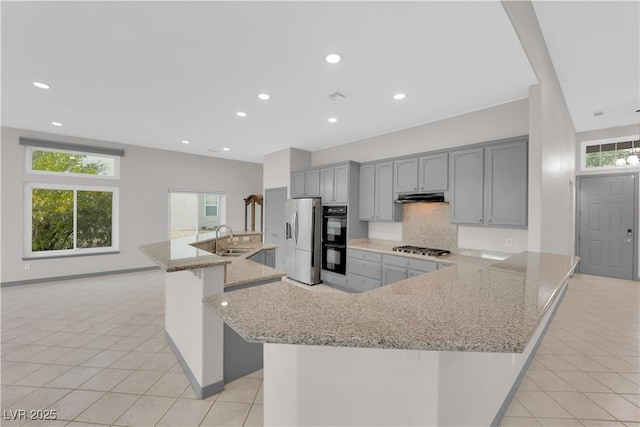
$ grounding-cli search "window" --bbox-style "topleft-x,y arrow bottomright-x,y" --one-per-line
22,138 -> 123,258
25,184 -> 119,257
582,137 -> 640,170
169,191 -> 226,239
204,194 -> 219,217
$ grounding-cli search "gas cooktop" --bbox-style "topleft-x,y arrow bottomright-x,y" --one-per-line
392,245 -> 450,257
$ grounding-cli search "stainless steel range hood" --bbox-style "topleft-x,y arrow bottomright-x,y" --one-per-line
394,192 -> 446,204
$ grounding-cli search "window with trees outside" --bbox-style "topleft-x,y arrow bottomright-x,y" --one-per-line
23,141 -> 121,258
582,137 -> 640,170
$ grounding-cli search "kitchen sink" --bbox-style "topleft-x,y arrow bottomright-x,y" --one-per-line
216,247 -> 254,256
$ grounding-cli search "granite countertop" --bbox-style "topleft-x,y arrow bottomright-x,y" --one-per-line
139,232 -> 285,287
204,251 -> 579,353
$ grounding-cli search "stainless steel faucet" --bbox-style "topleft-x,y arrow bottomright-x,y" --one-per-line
215,225 -> 234,252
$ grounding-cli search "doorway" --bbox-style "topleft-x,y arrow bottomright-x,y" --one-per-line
264,187 -> 287,271
576,174 -> 637,280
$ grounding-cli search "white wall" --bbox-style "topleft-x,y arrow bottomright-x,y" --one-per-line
311,99 -> 531,251
503,1 -> 577,256
1,127 -> 263,283
262,147 -> 311,196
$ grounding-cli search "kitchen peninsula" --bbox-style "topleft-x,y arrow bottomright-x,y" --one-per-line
205,249 -> 579,426
139,231 -> 285,399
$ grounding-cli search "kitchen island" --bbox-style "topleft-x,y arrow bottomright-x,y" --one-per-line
139,232 -> 285,399
205,250 -> 579,426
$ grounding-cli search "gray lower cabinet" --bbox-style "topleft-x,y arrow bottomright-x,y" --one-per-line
291,169 -> 320,198
346,249 -> 382,292
485,139 -> 528,226
249,249 -> 276,268
450,147 -> 485,224
382,254 -> 437,286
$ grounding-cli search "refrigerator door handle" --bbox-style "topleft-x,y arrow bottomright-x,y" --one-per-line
293,209 -> 299,247
285,222 -> 291,239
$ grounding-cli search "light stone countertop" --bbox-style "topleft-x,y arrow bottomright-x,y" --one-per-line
204,251 -> 579,353
139,233 -> 285,288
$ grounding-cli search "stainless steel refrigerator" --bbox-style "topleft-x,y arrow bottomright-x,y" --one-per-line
285,198 -> 321,285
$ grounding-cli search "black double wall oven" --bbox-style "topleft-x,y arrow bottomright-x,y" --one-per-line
321,206 -> 347,275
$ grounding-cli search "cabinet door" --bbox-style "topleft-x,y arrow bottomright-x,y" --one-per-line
265,249 -> 276,268
359,164 -> 375,221
320,167 -> 335,203
333,164 -> 349,204
248,251 -> 266,265
450,148 -> 484,224
485,140 -> 528,226
305,169 -> 320,196
419,153 -> 448,192
393,158 -> 418,194
382,265 -> 407,286
375,161 -> 395,221
347,273 -> 381,292
291,172 -> 306,198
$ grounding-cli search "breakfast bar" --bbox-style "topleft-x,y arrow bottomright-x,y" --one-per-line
205,251 -> 579,426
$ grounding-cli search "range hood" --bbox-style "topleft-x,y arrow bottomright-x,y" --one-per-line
394,192 -> 446,204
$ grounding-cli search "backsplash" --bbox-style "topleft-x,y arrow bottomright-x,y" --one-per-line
401,203 -> 458,251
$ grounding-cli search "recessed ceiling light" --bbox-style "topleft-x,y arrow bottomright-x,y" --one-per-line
328,117 -> 338,123
181,140 -> 190,144
325,53 -> 342,64
33,82 -> 50,89
257,93 -> 270,101
222,147 -> 230,151
393,93 -> 407,100
51,121 -> 62,126
236,112 -> 247,117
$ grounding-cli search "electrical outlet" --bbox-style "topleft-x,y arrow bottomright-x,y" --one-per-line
243,236 -> 250,241
24,263 -> 31,270
505,238 -> 513,247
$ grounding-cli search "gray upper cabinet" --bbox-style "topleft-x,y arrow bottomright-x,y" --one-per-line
291,172 -> 306,198
320,164 -> 350,205
394,158 -> 418,194
485,139 -> 527,227
359,161 -> 400,222
418,153 -> 448,192
449,137 -> 528,227
375,161 -> 400,221
450,147 -> 484,224
359,164 -> 375,221
291,169 -> 320,198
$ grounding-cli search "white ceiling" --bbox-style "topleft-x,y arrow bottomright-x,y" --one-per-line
1,1 -> 537,163
533,0 -> 640,134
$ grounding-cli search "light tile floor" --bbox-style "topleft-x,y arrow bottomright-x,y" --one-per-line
1,271 -> 638,426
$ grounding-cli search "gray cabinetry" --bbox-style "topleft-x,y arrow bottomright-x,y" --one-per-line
485,139 -> 528,227
320,164 -> 350,204
450,147 -> 484,224
450,137 -> 527,227
418,153 -> 448,192
394,158 -> 419,193
359,164 -> 375,220
248,249 -> 276,268
382,254 -> 437,286
291,170 -> 320,198
346,249 -> 382,292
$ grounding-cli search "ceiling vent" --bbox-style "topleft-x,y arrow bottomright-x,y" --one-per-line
326,91 -> 347,101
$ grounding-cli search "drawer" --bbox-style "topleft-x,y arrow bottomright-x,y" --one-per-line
347,273 -> 381,293
321,269 -> 347,288
348,249 -> 382,263
348,258 -> 382,280
383,254 -> 437,273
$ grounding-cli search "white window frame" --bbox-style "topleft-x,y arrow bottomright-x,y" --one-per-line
580,135 -> 640,172
25,146 -> 120,179
24,183 -> 120,258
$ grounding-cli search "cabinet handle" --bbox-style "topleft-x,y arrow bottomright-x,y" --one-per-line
479,219 -> 483,223
488,219 -> 492,223
414,187 -> 417,191
421,187 -> 424,190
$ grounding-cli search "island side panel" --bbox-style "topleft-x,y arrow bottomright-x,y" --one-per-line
165,266 -> 225,397
264,344 -> 441,427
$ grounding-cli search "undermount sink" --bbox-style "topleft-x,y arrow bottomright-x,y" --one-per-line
216,247 -> 253,257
